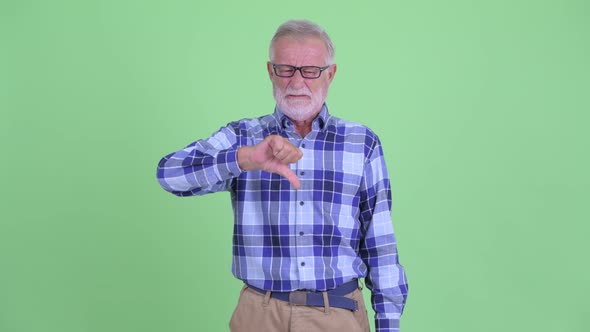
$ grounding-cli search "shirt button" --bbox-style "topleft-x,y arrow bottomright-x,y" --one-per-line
301,262 -> 305,266
299,201 -> 304,206
299,231 -> 304,236
301,143 -> 306,148
300,171 -> 305,176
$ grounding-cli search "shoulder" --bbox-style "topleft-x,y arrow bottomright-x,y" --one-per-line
325,114 -> 381,144
224,113 -> 280,135
324,114 -> 386,162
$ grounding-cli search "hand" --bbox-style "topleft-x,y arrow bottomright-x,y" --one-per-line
237,135 -> 303,189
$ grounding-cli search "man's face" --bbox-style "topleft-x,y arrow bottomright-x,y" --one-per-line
267,37 -> 337,122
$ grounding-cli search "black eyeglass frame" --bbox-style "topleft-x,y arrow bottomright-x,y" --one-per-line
271,63 -> 331,79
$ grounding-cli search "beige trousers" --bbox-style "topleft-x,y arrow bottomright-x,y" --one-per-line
229,285 -> 370,332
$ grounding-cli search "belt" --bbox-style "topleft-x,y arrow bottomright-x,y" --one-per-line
246,279 -> 359,311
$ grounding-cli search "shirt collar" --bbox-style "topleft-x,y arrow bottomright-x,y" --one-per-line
273,103 -> 330,132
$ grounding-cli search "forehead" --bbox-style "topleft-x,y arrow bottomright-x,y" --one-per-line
272,37 -> 328,65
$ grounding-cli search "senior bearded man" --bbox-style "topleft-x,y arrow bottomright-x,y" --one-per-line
157,19 -> 408,332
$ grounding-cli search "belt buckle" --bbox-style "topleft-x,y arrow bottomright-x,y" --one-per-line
288,291 -> 308,306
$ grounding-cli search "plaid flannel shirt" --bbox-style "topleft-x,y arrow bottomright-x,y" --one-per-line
157,105 -> 408,331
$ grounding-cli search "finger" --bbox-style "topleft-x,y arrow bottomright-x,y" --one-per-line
281,148 -> 303,164
274,146 -> 301,162
269,138 -> 302,162
267,135 -> 285,152
273,145 -> 291,160
268,136 -> 299,155
251,136 -> 285,165
275,164 -> 301,189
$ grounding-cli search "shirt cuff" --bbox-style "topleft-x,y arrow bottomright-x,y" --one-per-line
215,148 -> 242,180
375,318 -> 400,332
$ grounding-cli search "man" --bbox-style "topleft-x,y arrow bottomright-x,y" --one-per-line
157,20 -> 408,332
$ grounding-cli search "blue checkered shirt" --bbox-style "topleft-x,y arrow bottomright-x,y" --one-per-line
157,105 -> 408,331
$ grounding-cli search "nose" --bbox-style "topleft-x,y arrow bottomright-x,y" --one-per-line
289,69 -> 306,88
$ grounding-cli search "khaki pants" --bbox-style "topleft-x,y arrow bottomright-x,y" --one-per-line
229,285 -> 370,332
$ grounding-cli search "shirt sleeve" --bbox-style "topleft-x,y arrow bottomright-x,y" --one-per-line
156,123 -> 244,196
358,135 -> 409,332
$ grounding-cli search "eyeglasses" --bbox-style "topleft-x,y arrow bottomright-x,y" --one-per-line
272,64 -> 330,79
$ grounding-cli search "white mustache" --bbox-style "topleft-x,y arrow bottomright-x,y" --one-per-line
284,88 -> 311,97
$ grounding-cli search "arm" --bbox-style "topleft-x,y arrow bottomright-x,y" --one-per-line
156,124 -> 303,196
156,124 -> 243,196
358,136 -> 408,332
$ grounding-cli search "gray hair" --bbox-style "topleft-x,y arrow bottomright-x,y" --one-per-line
269,19 -> 335,65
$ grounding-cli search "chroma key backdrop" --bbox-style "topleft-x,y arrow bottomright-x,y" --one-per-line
1,1 -> 588,331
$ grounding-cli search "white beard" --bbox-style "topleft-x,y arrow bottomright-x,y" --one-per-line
273,84 -> 326,121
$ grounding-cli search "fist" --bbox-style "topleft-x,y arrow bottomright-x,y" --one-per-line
238,135 -> 303,189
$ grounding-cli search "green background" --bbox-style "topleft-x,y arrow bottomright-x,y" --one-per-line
1,0 -> 589,331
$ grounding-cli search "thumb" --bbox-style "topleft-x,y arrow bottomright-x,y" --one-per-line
274,164 -> 301,190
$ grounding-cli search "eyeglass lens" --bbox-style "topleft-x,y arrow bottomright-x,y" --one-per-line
274,65 -> 323,78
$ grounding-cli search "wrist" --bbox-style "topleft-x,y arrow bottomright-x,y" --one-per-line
237,146 -> 254,171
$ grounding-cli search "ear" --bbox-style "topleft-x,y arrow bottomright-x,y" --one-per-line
327,64 -> 337,83
267,61 -> 274,79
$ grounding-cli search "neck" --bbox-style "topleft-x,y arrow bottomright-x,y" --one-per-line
292,119 -> 313,137
290,107 -> 323,137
